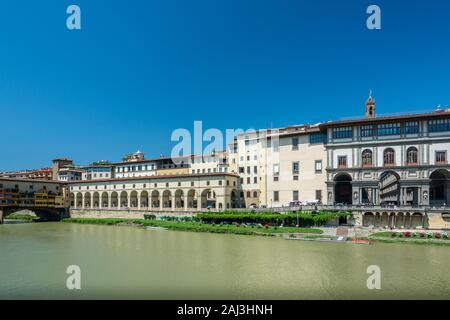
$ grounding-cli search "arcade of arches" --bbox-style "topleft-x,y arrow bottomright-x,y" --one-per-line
331,169 -> 450,207
73,188 -> 242,211
362,212 -> 426,228
70,174 -> 243,211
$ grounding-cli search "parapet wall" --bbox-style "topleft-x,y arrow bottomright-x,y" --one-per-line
69,208 -> 196,219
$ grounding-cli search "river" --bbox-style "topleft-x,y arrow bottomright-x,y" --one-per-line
0,222 -> 449,299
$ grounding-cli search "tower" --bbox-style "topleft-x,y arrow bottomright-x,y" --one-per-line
365,90 -> 376,118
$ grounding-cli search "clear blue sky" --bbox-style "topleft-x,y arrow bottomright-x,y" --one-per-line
1,0 -> 449,170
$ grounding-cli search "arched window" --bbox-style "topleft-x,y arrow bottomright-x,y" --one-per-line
384,148 -> 395,166
406,147 -> 418,165
362,149 -> 373,167
253,191 -> 258,198
246,191 -> 251,198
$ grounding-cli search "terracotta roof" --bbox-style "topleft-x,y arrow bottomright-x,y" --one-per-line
0,177 -> 63,184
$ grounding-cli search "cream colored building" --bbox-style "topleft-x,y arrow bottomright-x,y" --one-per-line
228,125 -> 328,208
266,128 -> 327,207
69,172 -> 242,214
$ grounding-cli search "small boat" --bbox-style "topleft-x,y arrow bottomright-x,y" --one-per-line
284,235 -> 347,243
145,226 -> 168,231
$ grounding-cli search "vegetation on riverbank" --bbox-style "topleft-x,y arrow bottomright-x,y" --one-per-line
62,218 -> 323,236
196,210 -> 352,227
364,231 -> 450,246
5,213 -> 35,221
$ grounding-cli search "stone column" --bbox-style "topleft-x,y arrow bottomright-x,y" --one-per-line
160,195 -> 164,210
197,195 -> 202,210
184,195 -> 189,211
0,210 -> 4,225
171,195 -> 176,211
108,193 -> 112,209
137,195 -> 141,210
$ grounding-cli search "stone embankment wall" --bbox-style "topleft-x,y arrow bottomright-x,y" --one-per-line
69,208 -> 196,219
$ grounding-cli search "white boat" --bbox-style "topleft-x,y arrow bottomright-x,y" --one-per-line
145,226 -> 168,231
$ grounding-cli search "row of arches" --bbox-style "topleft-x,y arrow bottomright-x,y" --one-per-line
333,168 -> 450,206
71,189 -> 240,210
362,212 -> 425,228
361,147 -> 418,167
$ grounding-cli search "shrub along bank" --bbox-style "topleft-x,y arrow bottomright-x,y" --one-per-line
195,210 -> 352,227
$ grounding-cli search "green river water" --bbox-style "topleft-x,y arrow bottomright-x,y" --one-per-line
0,222 -> 449,299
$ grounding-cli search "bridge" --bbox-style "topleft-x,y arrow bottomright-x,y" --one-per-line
0,178 -> 69,224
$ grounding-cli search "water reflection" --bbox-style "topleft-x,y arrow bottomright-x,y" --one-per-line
0,222 -> 449,299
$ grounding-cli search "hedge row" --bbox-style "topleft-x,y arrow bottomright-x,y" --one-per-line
195,211 -> 352,227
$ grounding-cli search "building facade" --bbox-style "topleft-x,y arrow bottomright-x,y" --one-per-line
69,173 -> 242,214
325,96 -> 450,229
228,125 -> 328,208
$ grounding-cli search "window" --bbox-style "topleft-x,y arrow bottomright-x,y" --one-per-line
273,176 -> 279,182
273,191 -> 279,202
332,127 -> 352,139
309,133 -> 327,144
436,151 -> 447,164
239,167 -> 244,173
292,162 -> 299,174
405,121 -> 419,134
338,156 -> 347,168
191,181 -> 194,187
253,177 -> 257,184
246,166 -> 250,174
362,149 -> 373,167
315,160 -> 322,173
292,137 -> 299,150
253,191 -> 258,198
246,191 -> 251,198
254,166 -> 257,174
219,180 -> 222,186
316,190 -> 322,202
378,123 -> 401,136
406,147 -> 418,165
293,191 -> 299,201
273,164 -> 280,175
361,125 -> 373,137
383,148 -> 395,166
293,175 -> 299,181
428,119 -> 450,133
247,177 -> 250,184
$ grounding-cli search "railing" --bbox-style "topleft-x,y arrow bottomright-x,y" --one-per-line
224,204 -> 450,213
